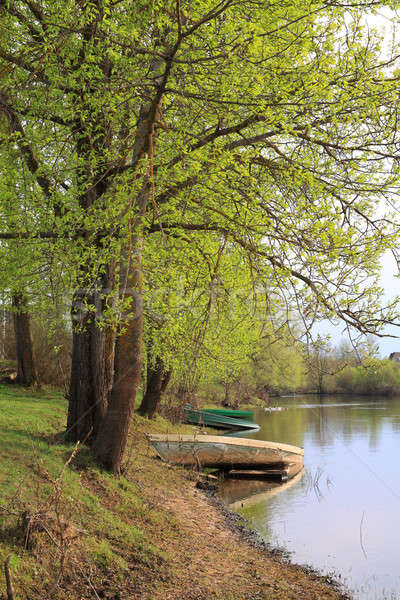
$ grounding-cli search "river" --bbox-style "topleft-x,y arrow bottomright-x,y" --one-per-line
219,395 -> 400,600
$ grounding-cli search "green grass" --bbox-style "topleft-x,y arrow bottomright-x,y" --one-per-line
0,386 -> 68,492
0,385 -> 346,600
0,384 -> 190,599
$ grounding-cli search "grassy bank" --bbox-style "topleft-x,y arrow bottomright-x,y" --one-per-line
0,386 -> 349,599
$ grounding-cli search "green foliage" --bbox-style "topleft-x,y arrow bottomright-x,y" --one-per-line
251,338 -> 307,394
1,0 -> 400,415
334,359 -> 400,395
0,0 -> 399,324
193,326 -> 308,406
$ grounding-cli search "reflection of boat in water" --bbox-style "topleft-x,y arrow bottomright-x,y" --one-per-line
227,427 -> 260,437
147,434 -> 304,470
220,468 -> 305,510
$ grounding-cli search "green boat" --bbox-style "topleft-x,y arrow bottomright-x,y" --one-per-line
183,405 -> 258,431
203,408 -> 254,420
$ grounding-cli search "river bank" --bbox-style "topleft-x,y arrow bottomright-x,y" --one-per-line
0,386 -> 350,599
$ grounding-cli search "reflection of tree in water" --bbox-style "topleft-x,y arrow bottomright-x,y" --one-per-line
309,404 -> 334,448
253,396 -> 400,451
252,405 -> 308,448
391,419 -> 400,434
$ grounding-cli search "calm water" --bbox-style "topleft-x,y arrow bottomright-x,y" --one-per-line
219,396 -> 400,600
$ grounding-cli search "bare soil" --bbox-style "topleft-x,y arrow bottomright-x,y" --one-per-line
113,429 -> 351,600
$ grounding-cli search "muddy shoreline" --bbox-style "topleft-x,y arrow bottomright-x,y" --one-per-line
197,480 -> 352,600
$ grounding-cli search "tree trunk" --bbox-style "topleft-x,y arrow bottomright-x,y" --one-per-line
92,238 -> 143,473
138,352 -> 171,418
66,264 -> 115,444
66,320 -> 113,443
90,59 -> 159,469
0,300 -> 6,360
318,373 -> 324,395
12,293 -> 38,386
222,382 -> 232,407
161,369 -> 172,393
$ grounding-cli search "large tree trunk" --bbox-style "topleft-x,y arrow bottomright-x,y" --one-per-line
66,264 -> 115,443
66,44 -> 117,443
12,293 -> 38,386
92,239 -> 143,473
90,55 -> 160,469
138,351 -> 171,418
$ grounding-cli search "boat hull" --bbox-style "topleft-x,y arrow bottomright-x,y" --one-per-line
147,434 -> 304,469
183,407 -> 258,431
203,408 -> 254,420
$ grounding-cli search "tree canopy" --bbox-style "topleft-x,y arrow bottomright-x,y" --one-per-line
1,0 -> 400,471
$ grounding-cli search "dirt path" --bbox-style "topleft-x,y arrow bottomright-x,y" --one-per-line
130,437 -> 350,600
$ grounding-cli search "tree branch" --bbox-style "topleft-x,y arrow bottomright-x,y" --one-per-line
0,91 -> 68,215
0,232 -> 60,240
0,49 -> 74,94
0,92 -> 52,199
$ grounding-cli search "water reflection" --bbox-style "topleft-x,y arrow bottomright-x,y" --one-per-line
227,426 -> 260,437
221,468 -> 305,510
219,396 -> 400,600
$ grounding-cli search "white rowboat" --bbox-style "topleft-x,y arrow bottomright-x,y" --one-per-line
147,434 -> 304,470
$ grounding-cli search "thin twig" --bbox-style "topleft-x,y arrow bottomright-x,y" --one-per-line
0,504 -> 19,517
56,427 -> 92,482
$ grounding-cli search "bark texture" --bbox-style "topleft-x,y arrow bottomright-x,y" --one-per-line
83,44 -> 163,468
66,265 -> 115,443
138,352 -> 171,418
222,383 -> 232,408
0,300 -> 6,360
92,240 -> 143,473
12,293 -> 38,387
